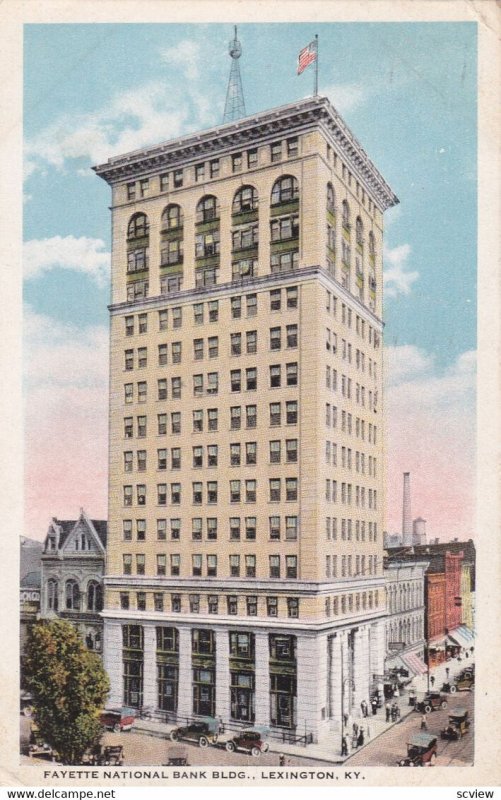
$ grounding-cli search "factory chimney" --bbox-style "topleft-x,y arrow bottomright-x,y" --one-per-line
402,472 -> 413,546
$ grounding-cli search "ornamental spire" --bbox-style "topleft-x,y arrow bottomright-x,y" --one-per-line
223,26 -> 246,123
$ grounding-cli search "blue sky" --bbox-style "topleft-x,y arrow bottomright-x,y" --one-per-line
23,22 -> 477,538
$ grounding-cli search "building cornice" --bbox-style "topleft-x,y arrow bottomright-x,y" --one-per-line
104,574 -> 386,596
93,96 -> 398,211
108,265 -> 384,330
101,608 -> 387,634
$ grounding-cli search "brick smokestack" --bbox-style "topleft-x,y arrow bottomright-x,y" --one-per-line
402,472 -> 412,545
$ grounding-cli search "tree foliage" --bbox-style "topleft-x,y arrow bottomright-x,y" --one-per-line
24,619 -> 109,764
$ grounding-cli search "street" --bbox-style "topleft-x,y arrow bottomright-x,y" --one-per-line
345,688 -> 474,767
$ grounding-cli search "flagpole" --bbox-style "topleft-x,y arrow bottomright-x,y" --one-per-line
314,34 -> 319,96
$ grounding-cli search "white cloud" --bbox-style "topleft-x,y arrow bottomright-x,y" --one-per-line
160,39 -> 201,81
385,344 -> 434,386
322,82 -> 367,114
25,70 -> 220,179
383,242 -> 419,298
23,236 -> 110,286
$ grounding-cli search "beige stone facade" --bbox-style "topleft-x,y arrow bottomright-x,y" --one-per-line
95,96 -> 397,738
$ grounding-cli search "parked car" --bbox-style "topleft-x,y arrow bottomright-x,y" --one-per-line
163,746 -> 189,766
415,693 -> 448,713
398,733 -> 438,767
169,718 -> 219,748
442,672 -> 474,693
20,690 -> 34,717
100,707 -> 136,732
440,707 -> 470,740
225,728 -> 270,756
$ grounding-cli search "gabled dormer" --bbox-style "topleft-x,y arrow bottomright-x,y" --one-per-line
60,509 -> 106,557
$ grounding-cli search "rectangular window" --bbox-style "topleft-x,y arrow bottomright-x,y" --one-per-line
193,445 -> 203,468
158,378 -> 167,400
160,173 -> 169,192
271,141 -> 282,162
270,402 -> 281,426
123,485 -> 133,506
171,448 -> 181,469
286,362 -> 298,386
267,597 -> 278,617
207,518 -> 218,540
137,381 -> 147,403
156,554 -> 166,576
136,554 -> 145,576
124,451 -> 133,472
230,555 -> 240,577
270,289 -> 281,311
208,595 -> 218,614
286,477 -> 298,501
158,413 -> 167,435
173,169 -> 183,188
208,337 -> 218,358
245,554 -> 256,578
189,594 -> 200,613
157,519 -> 167,540
171,412 -> 181,434
125,349 -> 134,370
157,483 -> 167,505
136,592 -> 146,611
193,303 -> 204,325
286,439 -> 298,463
171,483 -> 181,504
246,294 -> 257,317
123,520 -> 132,541
170,554 -> 180,576
124,383 -> 133,404
231,370 -> 241,392
231,296 -> 241,318
286,555 -> 298,579
245,441 -> 257,465
193,338 -> 204,361
245,480 -> 256,502
172,342 -> 182,364
208,300 -> 219,322
207,444 -> 218,466
171,377 -> 181,399
207,481 -> 218,503
230,406 -> 241,430
247,148 -> 258,168
138,347 -> 147,368
230,517 -> 241,540
207,555 -> 217,577
270,327 -> 281,350
137,450 -> 147,472
246,596 -> 257,616
193,374 -> 204,397
246,367 -> 257,391
192,482 -> 203,505
125,316 -> 134,337
137,416 -> 147,437
171,594 -> 182,613
192,517 -> 203,540
227,595 -> 238,615
195,163 -> 205,182
210,159 -> 219,178
231,333 -> 241,356
230,480 -> 241,503
245,516 -> 256,540
246,330 -> 257,354
286,401 -> 298,424
286,324 -> 298,348
269,479 -> 281,502
287,137 -> 299,158
124,417 -> 133,438
207,408 -> 218,431
230,442 -> 241,466
154,592 -> 164,612
270,365 -> 281,388
170,520 -> 181,540
246,405 -> 257,429
287,597 -> 299,618
123,554 -> 132,575
232,152 -> 242,172
269,555 -> 280,578
192,554 -> 202,577
270,440 -> 281,463
127,182 -> 136,200
285,516 -> 298,540
269,516 -> 280,540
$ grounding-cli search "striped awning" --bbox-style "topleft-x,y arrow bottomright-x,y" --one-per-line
400,651 -> 428,676
447,626 -> 475,648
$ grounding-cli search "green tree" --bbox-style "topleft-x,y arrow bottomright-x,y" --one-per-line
24,619 -> 109,764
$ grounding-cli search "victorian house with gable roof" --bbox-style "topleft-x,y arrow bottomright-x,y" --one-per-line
40,509 -> 107,653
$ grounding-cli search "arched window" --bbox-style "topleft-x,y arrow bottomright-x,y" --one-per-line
233,186 -> 258,214
65,579 -> 80,611
196,195 -> 219,224
127,213 -> 149,240
342,200 -> 350,229
327,183 -> 336,213
271,175 -> 299,206
87,581 -> 103,612
368,231 -> 375,257
356,216 -> 363,245
47,578 -> 58,611
161,204 -> 183,230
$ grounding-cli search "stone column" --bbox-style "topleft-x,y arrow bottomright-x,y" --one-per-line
215,628 -> 230,722
142,625 -> 157,709
103,619 -> 122,707
353,626 -> 370,713
296,634 -> 322,741
177,626 -> 192,721
329,633 -> 343,725
254,630 -> 270,726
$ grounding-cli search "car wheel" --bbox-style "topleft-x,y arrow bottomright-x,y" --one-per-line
449,686 -> 457,693
251,747 -> 260,757
226,741 -> 236,752
113,723 -> 121,733
441,701 -> 448,709
199,736 -> 209,748
170,731 -> 179,742
424,705 -> 432,714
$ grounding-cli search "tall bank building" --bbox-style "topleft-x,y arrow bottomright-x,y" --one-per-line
94,56 -> 398,739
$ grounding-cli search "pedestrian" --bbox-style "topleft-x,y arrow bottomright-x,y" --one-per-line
357,727 -> 365,747
361,699 -> 368,718
352,721 -> 359,738
430,675 -> 435,688
343,712 -> 349,728
420,713 -> 428,731
352,730 -> 358,749
393,685 -> 400,698
279,753 -> 286,767
391,703 -> 397,722
408,688 -> 416,707
371,697 -> 378,715
385,702 -> 391,722
341,736 -> 348,757
445,667 -> 450,680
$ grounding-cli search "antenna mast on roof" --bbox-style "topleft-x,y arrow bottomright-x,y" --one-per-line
223,26 -> 246,123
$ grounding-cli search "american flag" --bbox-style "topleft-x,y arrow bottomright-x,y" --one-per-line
297,40 -> 317,75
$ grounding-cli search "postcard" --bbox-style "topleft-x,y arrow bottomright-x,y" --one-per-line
1,0 -> 500,794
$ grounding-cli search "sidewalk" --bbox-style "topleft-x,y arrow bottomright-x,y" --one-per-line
132,658 -> 474,766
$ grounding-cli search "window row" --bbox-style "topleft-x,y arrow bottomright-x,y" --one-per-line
122,477 -> 299,507
324,589 -> 380,618
123,401 -> 299,438
325,406 -> 378,443
325,517 -> 379,542
120,591 -> 300,618
325,553 -> 379,578
45,578 -> 103,613
325,290 -> 382,349
325,443 -> 378,477
325,480 -> 378,508
123,553 -> 298,579
123,515 -> 298,542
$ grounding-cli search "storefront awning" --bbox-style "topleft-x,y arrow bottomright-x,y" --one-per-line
447,626 -> 475,649
400,651 -> 428,676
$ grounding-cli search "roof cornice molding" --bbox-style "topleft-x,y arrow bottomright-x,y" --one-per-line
93,96 -> 398,210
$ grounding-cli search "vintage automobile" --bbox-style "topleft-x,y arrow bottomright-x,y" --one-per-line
441,672 -> 474,693
398,733 -> 438,767
100,707 -> 136,732
415,692 -> 448,713
169,718 -> 220,748
98,745 -> 124,766
440,707 -> 470,740
20,690 -> 34,717
225,728 -> 270,756
163,746 -> 189,766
